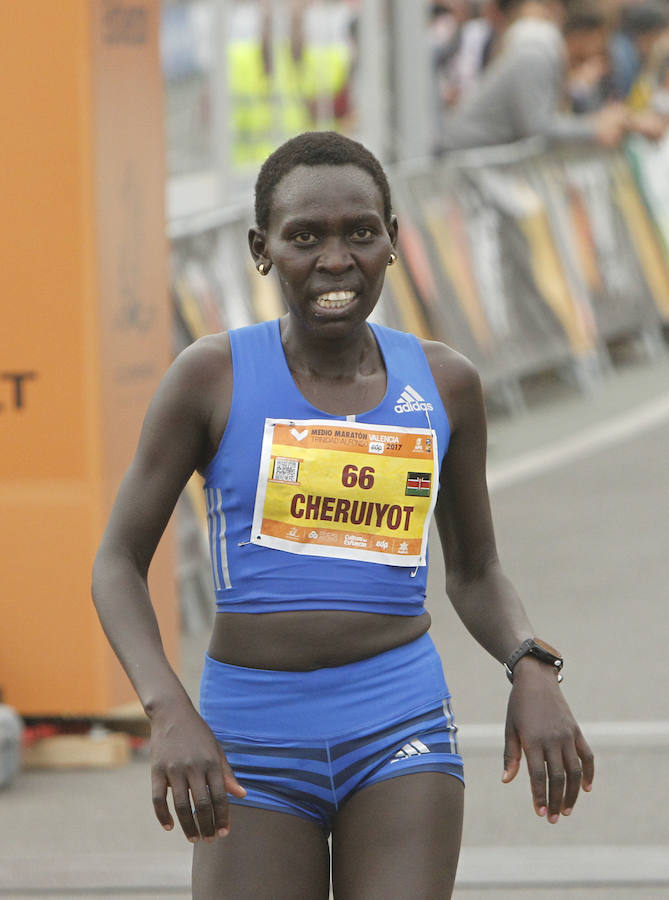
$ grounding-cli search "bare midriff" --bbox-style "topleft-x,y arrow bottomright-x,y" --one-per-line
209,609 -> 432,671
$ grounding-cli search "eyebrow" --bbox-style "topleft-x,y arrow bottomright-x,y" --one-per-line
280,213 -> 382,232
280,218 -> 322,232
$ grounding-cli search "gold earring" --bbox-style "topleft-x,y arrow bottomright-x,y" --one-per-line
257,263 -> 268,276
388,252 -> 397,266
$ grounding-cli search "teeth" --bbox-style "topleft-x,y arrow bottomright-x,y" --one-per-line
315,291 -> 356,309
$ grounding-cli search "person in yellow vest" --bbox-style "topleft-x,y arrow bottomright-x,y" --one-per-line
227,2 -> 353,170
228,31 -> 274,168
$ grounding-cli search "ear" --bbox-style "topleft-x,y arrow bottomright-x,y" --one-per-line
387,215 -> 399,250
248,227 -> 270,270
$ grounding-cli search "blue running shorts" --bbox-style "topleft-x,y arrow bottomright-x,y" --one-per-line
199,633 -> 464,831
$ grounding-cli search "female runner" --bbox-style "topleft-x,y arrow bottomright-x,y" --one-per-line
92,131 -> 593,899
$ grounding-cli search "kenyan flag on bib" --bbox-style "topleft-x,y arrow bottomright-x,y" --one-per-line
405,472 -> 431,497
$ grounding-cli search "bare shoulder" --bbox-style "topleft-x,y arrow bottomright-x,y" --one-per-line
136,331 -> 232,474
167,331 -> 231,396
169,332 -> 232,464
419,338 -> 483,432
152,331 -> 231,422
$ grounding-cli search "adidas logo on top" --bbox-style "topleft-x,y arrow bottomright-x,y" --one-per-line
394,384 -> 434,414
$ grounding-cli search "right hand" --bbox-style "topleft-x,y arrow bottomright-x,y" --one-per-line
149,701 -> 247,843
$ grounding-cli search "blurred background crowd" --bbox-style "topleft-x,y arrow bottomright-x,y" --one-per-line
161,0 -> 669,194
430,0 -> 669,151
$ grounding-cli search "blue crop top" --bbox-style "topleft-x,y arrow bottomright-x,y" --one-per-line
202,319 -> 450,615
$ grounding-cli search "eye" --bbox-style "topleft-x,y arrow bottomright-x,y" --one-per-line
293,232 -> 318,245
351,227 -> 374,241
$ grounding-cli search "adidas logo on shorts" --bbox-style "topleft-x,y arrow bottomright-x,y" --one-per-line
394,385 -> 434,414
390,739 -> 431,762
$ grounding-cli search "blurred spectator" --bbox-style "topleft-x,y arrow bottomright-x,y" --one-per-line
429,1 -> 471,111
625,5 -> 669,102
436,0 -> 629,152
651,33 -> 669,115
610,1 -> 669,99
611,2 -> 669,138
564,4 -> 614,112
451,1 -> 497,101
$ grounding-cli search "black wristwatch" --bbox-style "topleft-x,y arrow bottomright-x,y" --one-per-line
504,638 -> 563,684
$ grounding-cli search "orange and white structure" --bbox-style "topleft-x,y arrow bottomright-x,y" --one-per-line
0,1 -> 178,715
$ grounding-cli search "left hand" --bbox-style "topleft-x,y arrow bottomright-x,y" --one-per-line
501,658 -> 594,823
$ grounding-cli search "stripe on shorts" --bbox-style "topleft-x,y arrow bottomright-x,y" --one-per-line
221,706 -> 463,829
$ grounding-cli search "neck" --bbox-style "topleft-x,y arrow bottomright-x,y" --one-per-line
508,2 -> 560,25
280,317 -> 379,381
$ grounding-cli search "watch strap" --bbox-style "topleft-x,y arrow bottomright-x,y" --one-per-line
503,638 -> 536,682
504,637 -> 563,684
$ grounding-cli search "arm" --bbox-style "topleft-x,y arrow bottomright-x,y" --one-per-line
509,45 -> 626,147
92,334 -> 245,842
424,342 -> 594,823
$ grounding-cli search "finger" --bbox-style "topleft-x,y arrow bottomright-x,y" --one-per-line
545,750 -> 566,824
189,775 -> 216,843
170,777 -> 200,843
561,748 -> 583,816
525,746 -> 548,818
576,730 -> 595,792
502,726 -> 522,784
151,769 -> 173,831
207,764 -> 232,837
222,759 -> 247,799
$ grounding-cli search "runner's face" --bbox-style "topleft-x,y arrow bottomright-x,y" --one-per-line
260,164 -> 397,335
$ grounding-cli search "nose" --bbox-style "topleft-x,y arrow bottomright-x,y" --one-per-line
315,238 -> 354,274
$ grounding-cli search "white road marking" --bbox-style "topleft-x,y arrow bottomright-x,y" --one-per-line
3,846 -> 668,891
460,720 -> 669,748
458,845 -> 669,887
488,391 -> 669,492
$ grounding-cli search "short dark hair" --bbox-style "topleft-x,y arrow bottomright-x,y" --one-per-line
563,4 -> 606,34
254,131 -> 393,232
621,2 -> 668,36
497,0 -> 566,13
496,0 -> 521,14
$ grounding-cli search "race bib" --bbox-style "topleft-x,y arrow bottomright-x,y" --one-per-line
251,418 -> 438,566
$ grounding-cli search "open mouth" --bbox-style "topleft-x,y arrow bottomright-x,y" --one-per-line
315,290 -> 357,310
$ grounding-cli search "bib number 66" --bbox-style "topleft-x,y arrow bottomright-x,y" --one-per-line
341,464 -> 375,490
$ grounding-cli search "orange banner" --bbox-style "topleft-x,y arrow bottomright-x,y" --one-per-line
0,1 -> 176,715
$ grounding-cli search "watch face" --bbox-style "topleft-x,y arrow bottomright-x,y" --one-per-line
534,638 -> 562,658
